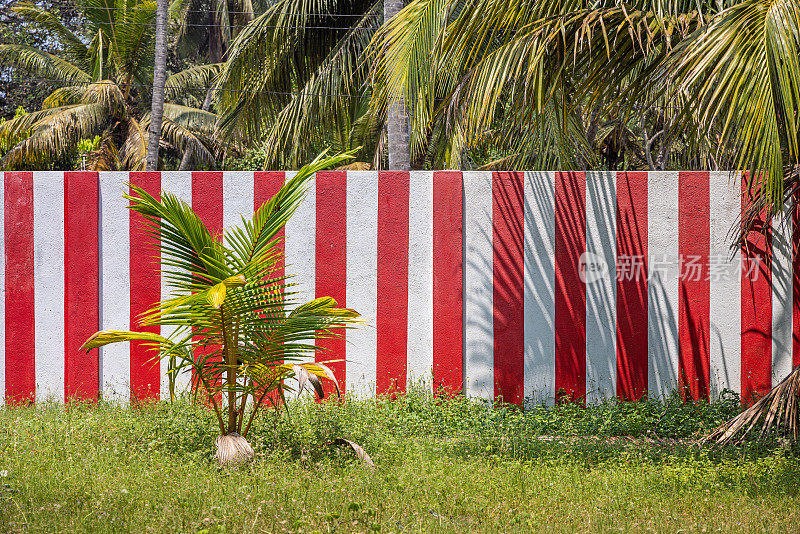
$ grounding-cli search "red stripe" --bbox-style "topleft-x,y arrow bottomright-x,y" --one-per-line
192,172 -> 224,397
254,172 -> 286,280
678,171 -> 711,400
741,180 -> 772,403
4,172 -> 35,403
129,172 -> 161,401
616,171 -> 648,400
794,188 -> 800,369
376,171 -> 410,395
254,171 -> 285,403
554,171 -> 586,402
64,172 -> 99,401
492,172 -> 525,404
315,171 -> 347,388
192,172 -> 224,236
433,171 -> 463,393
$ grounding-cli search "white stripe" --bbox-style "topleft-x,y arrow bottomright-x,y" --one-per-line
0,172 -> 4,405
346,171 -> 378,396
284,171 -> 316,400
284,172 -> 318,370
33,172 -> 65,401
709,171 -> 742,397
647,171 -> 680,398
524,171 -> 556,405
406,171 -> 434,390
222,171 -> 254,401
585,171 -> 617,402
222,171 -> 254,247
464,171 -> 494,399
160,172 -> 193,396
284,171 -> 313,310
99,172 -> 131,401
772,206 -> 793,386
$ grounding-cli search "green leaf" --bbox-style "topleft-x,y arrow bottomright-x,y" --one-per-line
80,330 -> 171,351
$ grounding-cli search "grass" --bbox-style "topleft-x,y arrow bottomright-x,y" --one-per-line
1,389 -> 799,533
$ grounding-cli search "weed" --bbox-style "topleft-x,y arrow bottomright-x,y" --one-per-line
0,392 -> 798,532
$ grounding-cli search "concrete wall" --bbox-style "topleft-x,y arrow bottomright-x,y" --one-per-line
1,170 -> 796,404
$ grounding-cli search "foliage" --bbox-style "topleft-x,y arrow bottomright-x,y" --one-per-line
71,134 -> 100,169
215,0 -> 384,169
369,0 -> 800,206
1,394 -> 800,531
0,105 -> 26,154
222,144 -> 268,170
81,150 -> 362,441
0,0 -> 83,119
171,0 -> 272,64
0,0 -> 223,170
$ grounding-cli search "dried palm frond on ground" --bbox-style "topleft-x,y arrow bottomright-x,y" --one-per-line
704,365 -> 800,445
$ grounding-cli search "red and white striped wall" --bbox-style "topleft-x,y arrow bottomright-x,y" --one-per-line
1,171 -> 798,404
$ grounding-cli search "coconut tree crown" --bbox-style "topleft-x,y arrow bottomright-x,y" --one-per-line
0,0 -> 224,169
81,151 -> 362,460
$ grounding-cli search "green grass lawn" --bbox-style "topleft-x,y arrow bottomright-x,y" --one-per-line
1,391 -> 799,533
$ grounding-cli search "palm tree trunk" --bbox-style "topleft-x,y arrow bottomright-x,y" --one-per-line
384,0 -> 410,171
178,145 -> 194,170
146,0 -> 170,171
209,8 -> 225,64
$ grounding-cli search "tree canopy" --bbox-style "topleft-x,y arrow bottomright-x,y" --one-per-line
1,0 -> 798,216
0,0 -> 223,170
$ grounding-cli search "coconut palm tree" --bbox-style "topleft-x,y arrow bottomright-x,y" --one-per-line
0,0 -> 224,170
371,0 -> 800,192
214,0 -> 401,169
81,151 -> 362,464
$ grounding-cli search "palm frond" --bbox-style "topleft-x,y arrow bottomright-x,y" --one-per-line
705,364 -> 800,444
666,0 -> 800,212
215,0 -> 379,141
42,86 -> 86,108
113,0 -> 157,83
82,80 -> 127,112
0,103 -> 110,169
0,44 -> 91,84
125,183 -> 229,290
164,63 -> 224,101
248,3 -> 381,167
121,116 -> 147,170
163,103 -> 218,135
223,150 -> 355,280
11,3 -> 90,70
158,116 -> 218,167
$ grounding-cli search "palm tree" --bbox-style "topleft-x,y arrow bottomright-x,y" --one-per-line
81,151 -> 362,464
0,0 -> 223,170
214,0 -> 392,169
371,0 -> 799,185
